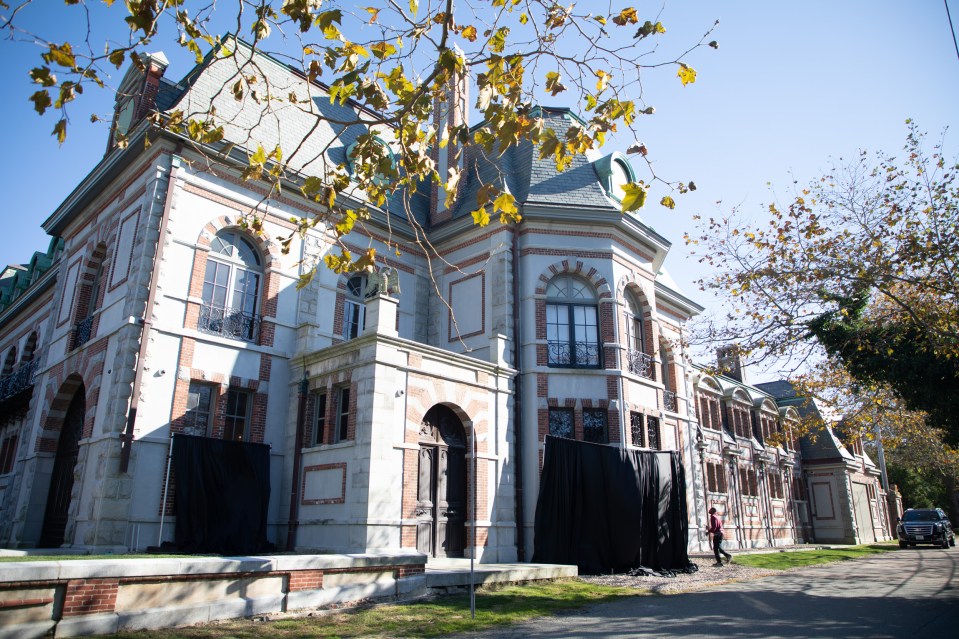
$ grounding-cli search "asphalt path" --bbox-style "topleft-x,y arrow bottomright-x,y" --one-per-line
456,548 -> 959,639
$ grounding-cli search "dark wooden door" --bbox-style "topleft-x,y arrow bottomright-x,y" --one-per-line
38,389 -> 84,548
417,406 -> 467,558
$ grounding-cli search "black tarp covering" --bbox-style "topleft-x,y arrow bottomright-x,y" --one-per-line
532,436 -> 690,574
171,434 -> 272,555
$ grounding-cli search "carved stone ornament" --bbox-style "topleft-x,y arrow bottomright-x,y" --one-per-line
365,266 -> 402,297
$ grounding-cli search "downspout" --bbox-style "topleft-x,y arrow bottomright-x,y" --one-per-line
120,148 -> 182,473
511,227 -> 526,561
286,368 -> 309,550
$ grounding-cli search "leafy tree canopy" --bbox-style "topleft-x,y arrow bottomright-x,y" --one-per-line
689,122 -> 959,443
1,0 -> 717,275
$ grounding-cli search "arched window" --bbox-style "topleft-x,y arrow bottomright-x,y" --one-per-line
2,348 -> 16,377
71,245 -> 106,350
200,231 -> 262,342
343,274 -> 368,340
546,275 -> 600,368
624,289 -> 652,378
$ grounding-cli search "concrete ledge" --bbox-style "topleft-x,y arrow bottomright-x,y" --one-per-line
426,561 -> 578,589
0,550 -> 428,583
0,620 -> 57,639
54,613 -> 119,638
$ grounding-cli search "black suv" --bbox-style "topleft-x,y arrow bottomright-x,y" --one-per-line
897,508 -> 955,549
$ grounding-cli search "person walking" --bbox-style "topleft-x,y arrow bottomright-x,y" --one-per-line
707,507 -> 732,566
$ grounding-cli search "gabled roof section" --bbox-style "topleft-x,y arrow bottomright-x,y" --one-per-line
163,37 -> 430,225
450,107 -> 625,220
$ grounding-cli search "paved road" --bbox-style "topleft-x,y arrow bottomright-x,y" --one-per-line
458,548 -> 959,638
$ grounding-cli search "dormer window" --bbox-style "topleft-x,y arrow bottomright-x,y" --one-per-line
594,152 -> 637,203
113,98 -> 136,146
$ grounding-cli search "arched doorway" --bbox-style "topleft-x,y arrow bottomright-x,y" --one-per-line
416,405 -> 467,558
38,383 -> 85,548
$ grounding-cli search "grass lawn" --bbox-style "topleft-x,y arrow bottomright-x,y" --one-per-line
111,580 -> 640,639
731,543 -> 899,570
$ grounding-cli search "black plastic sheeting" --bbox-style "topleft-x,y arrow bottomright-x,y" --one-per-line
171,434 -> 273,555
532,436 -> 691,574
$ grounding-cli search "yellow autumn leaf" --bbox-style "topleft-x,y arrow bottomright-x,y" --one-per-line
472,207 -> 491,227
677,64 -> 696,86
660,195 -> 676,210
620,182 -> 648,212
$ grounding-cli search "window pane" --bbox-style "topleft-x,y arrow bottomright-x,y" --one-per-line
344,300 -> 365,340
336,387 -> 351,442
186,383 -> 214,434
313,393 -> 327,446
224,389 -> 250,441
548,409 -> 573,438
583,409 -> 608,444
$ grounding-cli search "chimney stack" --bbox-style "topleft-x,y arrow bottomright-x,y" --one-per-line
716,345 -> 747,383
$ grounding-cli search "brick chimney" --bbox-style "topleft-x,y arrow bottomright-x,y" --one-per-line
430,51 -> 469,226
108,51 -> 169,152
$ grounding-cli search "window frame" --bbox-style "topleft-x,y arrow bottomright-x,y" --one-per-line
548,407 -> 574,439
582,408 -> 609,444
545,275 -> 601,369
334,386 -> 351,443
185,381 -> 217,436
343,274 -> 368,340
223,388 -> 252,442
200,231 -> 263,343
312,392 -> 328,447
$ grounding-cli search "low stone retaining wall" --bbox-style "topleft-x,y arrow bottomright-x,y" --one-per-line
0,551 -> 427,638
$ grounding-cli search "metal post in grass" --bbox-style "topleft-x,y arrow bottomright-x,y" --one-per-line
470,418 -> 476,619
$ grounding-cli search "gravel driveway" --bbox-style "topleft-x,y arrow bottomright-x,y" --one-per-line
578,557 -> 782,594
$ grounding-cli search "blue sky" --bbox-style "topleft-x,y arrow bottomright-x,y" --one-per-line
1,1 -> 957,331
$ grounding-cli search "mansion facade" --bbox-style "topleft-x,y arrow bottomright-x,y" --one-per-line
0,41 -> 892,561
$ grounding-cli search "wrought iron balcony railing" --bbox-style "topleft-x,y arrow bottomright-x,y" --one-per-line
0,359 -> 40,401
663,390 -> 677,412
547,340 -> 601,368
71,316 -> 94,350
199,303 -> 261,342
626,349 -> 653,379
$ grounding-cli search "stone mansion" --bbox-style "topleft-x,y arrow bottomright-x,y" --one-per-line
0,40 -> 892,560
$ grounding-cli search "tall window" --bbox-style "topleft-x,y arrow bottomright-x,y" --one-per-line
583,409 -> 609,444
185,382 -> 216,435
343,275 -> 368,340
739,467 -> 759,496
334,386 -> 351,443
2,348 -> 15,376
623,290 -> 651,377
548,408 -> 574,439
546,275 -> 600,368
223,388 -> 251,441
706,461 -> 727,493
646,416 -> 661,450
312,392 -> 327,446
629,411 -> 645,447
200,231 -> 262,342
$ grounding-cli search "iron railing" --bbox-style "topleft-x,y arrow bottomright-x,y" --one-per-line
199,304 -> 261,342
71,316 -> 94,350
0,359 -> 40,401
663,390 -> 677,412
626,349 -> 653,378
547,340 -> 601,368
